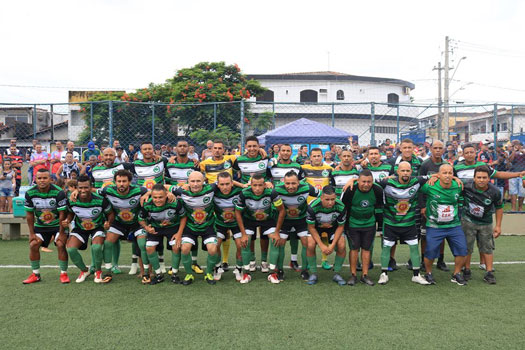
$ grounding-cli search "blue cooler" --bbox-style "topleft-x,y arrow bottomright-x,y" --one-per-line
13,186 -> 31,217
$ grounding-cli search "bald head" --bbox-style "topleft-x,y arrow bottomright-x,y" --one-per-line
439,163 -> 453,173
397,161 -> 412,184
431,140 -> 445,159
103,147 -> 116,166
438,163 -> 454,186
188,171 -> 205,192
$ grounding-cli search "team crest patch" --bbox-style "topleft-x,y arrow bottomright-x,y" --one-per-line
153,166 -> 160,173
287,207 -> 300,218
408,188 -> 417,196
322,170 -> 329,177
203,196 -> 211,204
254,210 -> 268,221
222,209 -> 235,223
484,198 -> 492,205
129,198 -> 138,206
258,162 -> 266,169
224,162 -> 231,169
395,200 -> 411,216
81,219 -> 95,231
92,208 -> 101,216
119,209 -> 134,221
192,208 -> 207,224
360,200 -> 370,207
297,196 -> 306,203
39,210 -> 55,224
143,178 -> 156,190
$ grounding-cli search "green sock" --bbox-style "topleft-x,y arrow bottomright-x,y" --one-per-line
103,240 -> 114,265
381,244 -> 391,270
250,247 -> 256,262
241,245 -> 252,268
67,247 -> 87,271
58,259 -> 68,272
236,258 -> 242,267
91,244 -> 103,271
268,241 -> 280,268
409,244 -> 421,269
191,248 -> 198,260
334,255 -> 345,273
30,260 -> 40,271
89,244 -> 96,270
147,251 -> 161,272
290,235 -> 299,255
307,256 -> 317,273
301,246 -> 308,270
182,253 -> 192,274
261,250 -> 268,262
112,239 -> 121,266
137,237 -> 149,265
206,253 -> 217,274
171,251 -> 181,271
277,246 -> 285,269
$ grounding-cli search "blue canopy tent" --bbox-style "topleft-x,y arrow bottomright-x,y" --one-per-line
257,118 -> 357,146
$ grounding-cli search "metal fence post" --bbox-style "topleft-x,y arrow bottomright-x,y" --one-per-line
396,104 -> 400,143
32,104 -> 37,140
108,100 -> 113,145
511,104 -> 514,136
272,102 -> 275,129
50,104 -> 54,142
331,103 -> 335,127
370,102 -> 376,146
213,103 -> 217,130
240,100 -> 245,153
493,103 -> 498,144
151,102 -> 155,145
90,102 -> 94,140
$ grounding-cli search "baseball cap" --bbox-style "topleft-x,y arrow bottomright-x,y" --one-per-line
482,139 -> 490,145
87,141 -> 95,149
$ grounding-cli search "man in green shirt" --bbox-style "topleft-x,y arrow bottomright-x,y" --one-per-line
293,145 -> 309,165
421,164 -> 467,286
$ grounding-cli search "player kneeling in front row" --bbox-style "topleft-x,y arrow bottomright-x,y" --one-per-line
64,175 -> 114,283
305,186 -> 347,285
139,184 -> 186,285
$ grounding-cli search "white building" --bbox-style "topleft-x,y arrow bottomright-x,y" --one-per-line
467,107 -> 525,142
246,71 -> 417,144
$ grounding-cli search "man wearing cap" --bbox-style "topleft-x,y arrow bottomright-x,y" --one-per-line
82,141 -> 100,163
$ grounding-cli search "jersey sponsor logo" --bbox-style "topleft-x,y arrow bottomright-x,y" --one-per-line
254,210 -> 268,221
222,208 -> 235,223
31,197 -> 58,210
107,195 -> 140,209
469,202 -> 484,218
192,208 -> 207,224
436,204 -> 454,222
286,206 -> 300,218
39,211 -> 56,224
81,219 -> 95,231
143,178 -> 157,190
119,209 -> 134,222
395,200 -> 411,215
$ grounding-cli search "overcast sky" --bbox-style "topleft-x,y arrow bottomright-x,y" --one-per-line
2,0 -> 525,107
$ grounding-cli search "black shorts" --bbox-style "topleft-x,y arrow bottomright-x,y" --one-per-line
182,226 -> 217,249
244,219 -> 275,240
34,226 -> 60,248
348,226 -> 376,250
314,226 -> 338,243
70,227 -> 105,251
146,226 -> 179,249
108,221 -> 142,240
383,224 -> 418,244
216,224 -> 241,240
282,219 -> 308,239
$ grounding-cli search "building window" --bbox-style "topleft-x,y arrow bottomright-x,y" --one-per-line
336,90 -> 344,101
387,93 -> 399,107
371,126 -> 397,134
256,90 -> 274,103
300,89 -> 318,103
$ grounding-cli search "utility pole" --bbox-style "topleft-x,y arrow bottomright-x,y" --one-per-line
443,36 -> 450,142
433,62 -> 443,140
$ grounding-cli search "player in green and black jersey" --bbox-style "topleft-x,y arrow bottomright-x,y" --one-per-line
331,150 -> 360,197
305,185 -> 346,285
274,171 -> 319,281
23,168 -> 68,284
165,140 -> 199,186
235,174 -> 285,284
391,139 -> 423,174
64,175 -> 113,284
139,184 -> 186,285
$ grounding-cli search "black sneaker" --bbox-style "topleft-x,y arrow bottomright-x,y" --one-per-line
462,268 -> 472,281
360,274 -> 375,286
277,269 -> 284,281
102,273 -> 113,283
388,258 -> 398,271
437,260 -> 450,272
424,273 -> 436,285
141,275 -> 151,285
347,275 -> 358,286
300,269 -> 310,281
451,273 -> 467,286
221,262 -> 230,272
406,259 -> 413,270
289,260 -> 300,272
150,274 -> 165,285
483,271 -> 496,284
171,274 -> 181,284
356,260 -> 362,271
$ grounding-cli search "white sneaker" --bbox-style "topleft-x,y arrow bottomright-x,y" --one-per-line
213,267 -> 223,281
249,261 -> 256,272
94,271 -> 103,283
76,270 -> 90,283
267,273 -> 280,284
378,272 -> 389,285
159,262 -> 166,274
412,274 -> 430,285
260,261 -> 269,273
233,267 -> 242,281
128,263 -> 138,275
479,264 -> 487,271
240,273 -> 252,284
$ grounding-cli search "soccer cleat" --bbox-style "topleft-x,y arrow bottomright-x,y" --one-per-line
60,272 -> 70,284
205,273 -> 216,285
249,261 -> 256,272
424,273 -> 437,285
277,269 -> 284,281
150,274 -> 165,285
412,274 -> 430,285
111,266 -> 122,275
192,263 -> 204,274
451,273 -> 467,286
268,273 -> 280,284
484,271 -> 496,284
182,274 -> 194,286
306,273 -> 318,285
23,273 -> 41,284
321,261 -> 332,270
347,275 -> 358,286
378,272 -> 389,285
360,275 -> 375,286
437,260 -> 450,272
128,263 -> 138,275
171,274 -> 181,284
479,263 -> 487,271
388,258 -> 398,271
332,274 -> 346,286
213,266 -> 223,281
75,270 -> 90,283
159,262 -> 166,274
168,269 -> 173,275
300,269 -> 310,281
260,261 -> 269,273
462,268 -> 472,281
102,273 -> 113,283
221,262 -> 230,272
141,275 -> 151,285
289,260 -> 300,272
240,273 -> 252,284
233,267 -> 242,281
94,271 -> 103,283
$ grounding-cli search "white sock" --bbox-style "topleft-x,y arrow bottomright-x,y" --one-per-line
60,270 -> 67,274
192,256 -> 197,262
291,254 -> 298,261
172,268 -> 178,274
155,268 -> 162,274
33,269 -> 40,274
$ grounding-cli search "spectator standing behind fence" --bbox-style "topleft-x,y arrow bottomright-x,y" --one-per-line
188,145 -> 199,162
115,146 -> 128,164
293,145 -> 309,165
50,141 -> 66,180
493,151 -> 508,200
62,141 -> 80,162
477,140 -> 493,164
201,140 -> 213,160
30,143 -> 49,184
82,141 -> 100,163
508,141 -> 525,211
0,159 -> 16,213
444,144 -> 457,165
112,140 -> 128,161
26,139 -> 38,185
6,142 -> 22,196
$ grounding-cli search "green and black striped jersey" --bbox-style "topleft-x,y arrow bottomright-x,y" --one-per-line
67,193 -> 112,231
461,182 -> 503,225
139,198 -> 185,228
131,158 -> 168,190
174,184 -> 215,231
90,163 -> 130,189
268,160 -> 303,185
391,155 -> 423,175
306,198 -> 346,229
454,161 -> 496,184
24,184 -> 67,228
100,185 -> 147,225
274,182 -> 319,220
235,187 -> 282,222
331,167 -> 360,196
367,162 -> 393,182
165,159 -> 198,186
213,186 -> 243,228
233,155 -> 271,184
